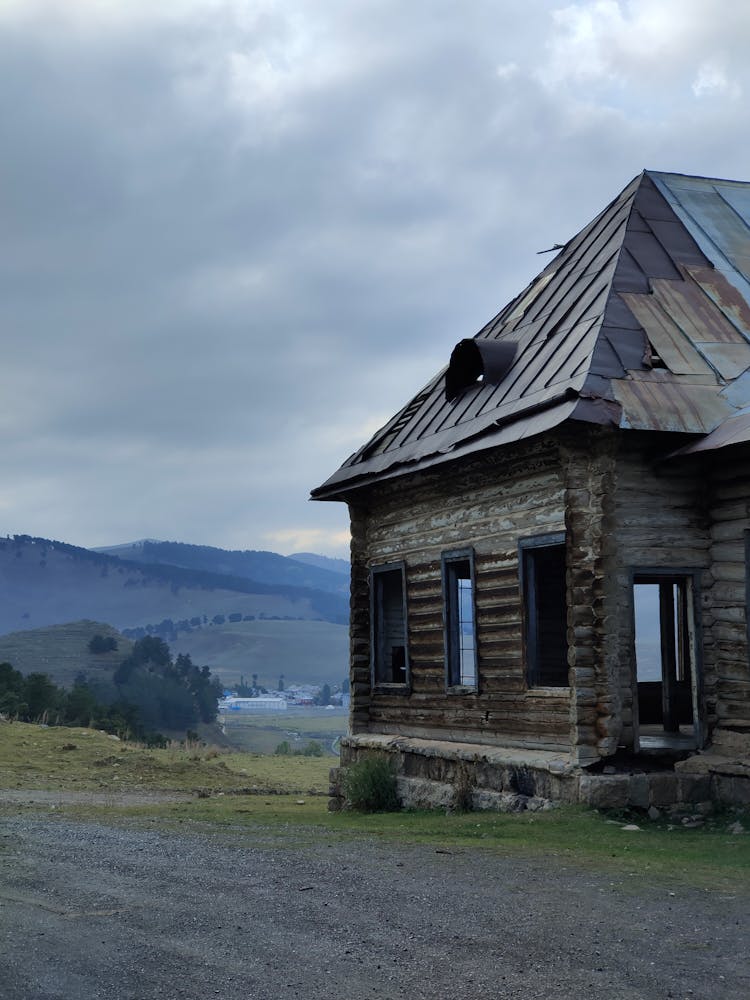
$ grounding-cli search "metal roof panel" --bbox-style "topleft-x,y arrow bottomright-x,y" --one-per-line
620,292 -> 716,377
612,380 -> 730,434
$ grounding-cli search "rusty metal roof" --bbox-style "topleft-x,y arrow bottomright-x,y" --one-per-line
313,170 -> 750,499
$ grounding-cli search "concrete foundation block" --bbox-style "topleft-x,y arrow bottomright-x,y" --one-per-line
396,776 -> 454,811
579,774 -> 629,808
647,773 -> 678,807
628,774 -> 650,810
676,773 -> 712,803
711,773 -> 750,805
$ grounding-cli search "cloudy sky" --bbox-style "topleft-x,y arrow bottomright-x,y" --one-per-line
2,0 -> 749,558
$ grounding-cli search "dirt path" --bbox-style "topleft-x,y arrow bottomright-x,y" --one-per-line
0,788 -> 192,807
0,808 -> 748,1000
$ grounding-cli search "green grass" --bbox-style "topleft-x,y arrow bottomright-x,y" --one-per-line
2,720 -> 749,891
0,721 -> 331,794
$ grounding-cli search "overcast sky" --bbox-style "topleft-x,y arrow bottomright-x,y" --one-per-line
2,0 -> 750,558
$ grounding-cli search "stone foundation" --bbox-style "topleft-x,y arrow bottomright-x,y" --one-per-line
329,734 -> 750,812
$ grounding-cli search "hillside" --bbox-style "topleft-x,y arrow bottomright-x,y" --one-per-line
0,535 -> 348,635
0,621 -> 131,689
169,617 -> 349,689
0,615 -> 347,693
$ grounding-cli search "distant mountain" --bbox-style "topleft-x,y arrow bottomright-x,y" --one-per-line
290,552 -> 350,576
95,540 -> 349,595
0,534 -> 348,635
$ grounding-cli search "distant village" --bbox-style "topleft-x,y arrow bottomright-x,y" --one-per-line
219,681 -> 349,715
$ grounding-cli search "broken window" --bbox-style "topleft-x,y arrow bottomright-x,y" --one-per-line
520,533 -> 569,687
442,550 -> 477,689
633,573 -> 697,739
370,563 -> 409,687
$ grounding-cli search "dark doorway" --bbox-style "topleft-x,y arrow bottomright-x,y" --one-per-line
633,574 -> 698,749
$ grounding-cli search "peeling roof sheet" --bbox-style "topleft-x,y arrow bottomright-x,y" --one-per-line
314,170 -> 750,499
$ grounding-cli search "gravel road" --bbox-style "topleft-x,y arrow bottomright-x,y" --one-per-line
0,807 -> 747,1000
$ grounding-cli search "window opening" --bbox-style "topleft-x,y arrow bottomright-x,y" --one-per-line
521,535 -> 568,687
443,553 -> 477,689
371,564 -> 408,686
633,575 -> 695,746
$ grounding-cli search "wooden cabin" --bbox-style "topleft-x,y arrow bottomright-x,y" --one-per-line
313,171 -> 750,810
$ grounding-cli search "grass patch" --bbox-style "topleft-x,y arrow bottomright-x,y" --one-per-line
0,720 -> 330,794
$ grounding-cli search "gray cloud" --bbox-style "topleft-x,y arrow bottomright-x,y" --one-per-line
2,1 -> 750,555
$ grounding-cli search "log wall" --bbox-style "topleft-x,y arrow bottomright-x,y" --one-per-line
345,427 -> 749,758
348,437 -> 574,753
705,452 -> 750,735
609,434 -> 712,744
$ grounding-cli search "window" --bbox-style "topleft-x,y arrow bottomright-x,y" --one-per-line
442,550 -> 477,689
370,563 -> 409,687
520,533 -> 568,687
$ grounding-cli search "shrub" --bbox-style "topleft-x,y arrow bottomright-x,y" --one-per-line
343,756 -> 399,812
88,634 -> 118,654
302,740 -> 324,757
275,740 -> 291,755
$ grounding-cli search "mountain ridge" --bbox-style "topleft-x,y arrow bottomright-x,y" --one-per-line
0,534 -> 349,635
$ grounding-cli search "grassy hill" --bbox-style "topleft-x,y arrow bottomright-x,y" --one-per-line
0,621 -> 132,689
170,618 -> 349,689
0,535 -> 348,635
0,616 -> 347,692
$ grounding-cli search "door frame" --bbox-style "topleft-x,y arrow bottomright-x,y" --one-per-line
629,567 -> 705,752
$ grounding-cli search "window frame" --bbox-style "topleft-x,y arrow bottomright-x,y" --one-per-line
369,561 -> 410,692
442,548 -> 478,693
519,532 -> 569,689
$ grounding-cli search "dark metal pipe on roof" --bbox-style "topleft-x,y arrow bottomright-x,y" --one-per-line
445,339 -> 517,402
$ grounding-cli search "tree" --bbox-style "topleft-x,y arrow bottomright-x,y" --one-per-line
24,673 -> 61,720
88,634 -> 118,654
64,679 -> 99,726
0,662 -> 26,716
316,683 -> 331,706
278,673 -> 285,692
